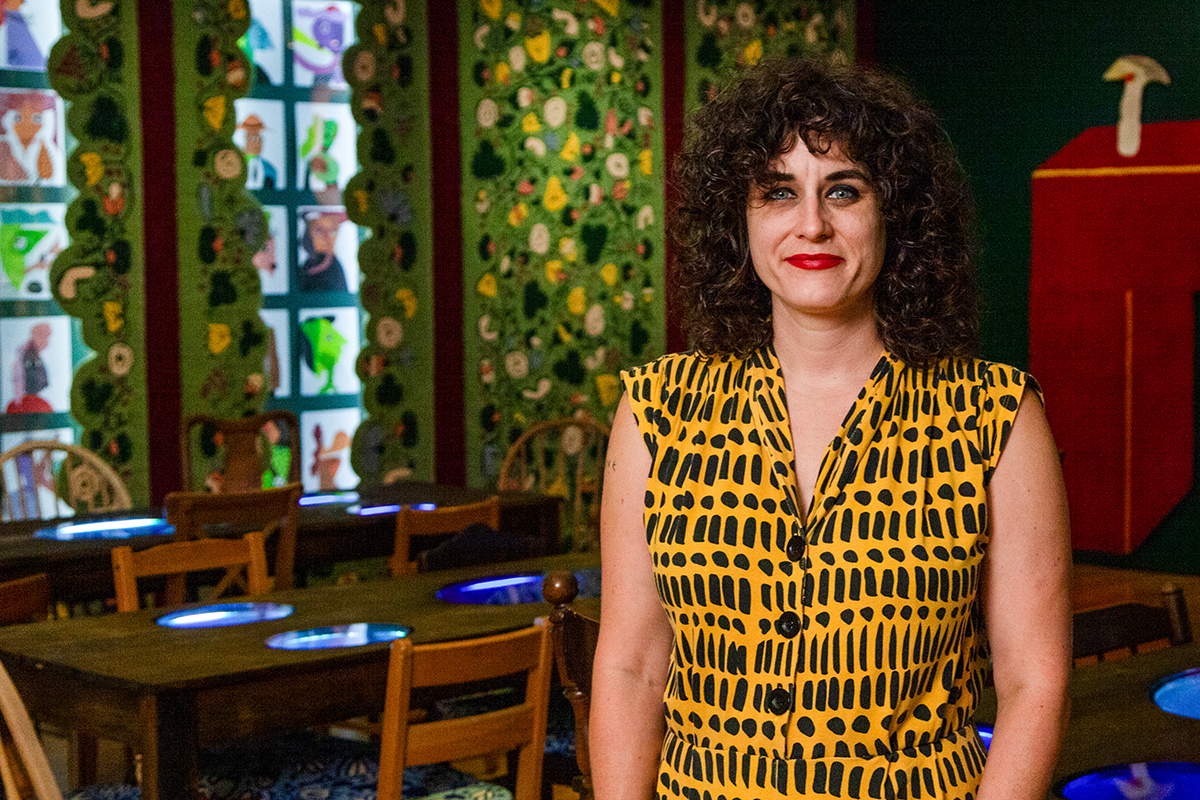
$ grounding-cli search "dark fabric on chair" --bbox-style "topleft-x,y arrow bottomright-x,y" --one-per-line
416,523 -> 542,572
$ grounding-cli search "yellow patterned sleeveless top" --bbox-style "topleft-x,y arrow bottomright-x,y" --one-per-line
622,347 -> 1035,800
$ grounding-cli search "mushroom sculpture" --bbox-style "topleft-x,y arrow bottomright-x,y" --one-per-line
1103,55 -> 1170,157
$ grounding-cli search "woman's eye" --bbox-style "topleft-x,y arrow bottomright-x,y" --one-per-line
765,187 -> 794,201
827,184 -> 860,201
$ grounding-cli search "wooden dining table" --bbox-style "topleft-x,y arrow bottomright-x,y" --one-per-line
975,640 -> 1200,796
0,551 -> 598,800
0,482 -> 562,604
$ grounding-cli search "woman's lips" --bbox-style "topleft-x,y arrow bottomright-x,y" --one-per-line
785,254 -> 843,270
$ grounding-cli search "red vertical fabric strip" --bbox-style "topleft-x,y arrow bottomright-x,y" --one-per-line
662,0 -> 686,355
429,2 -> 466,485
138,1 -> 181,505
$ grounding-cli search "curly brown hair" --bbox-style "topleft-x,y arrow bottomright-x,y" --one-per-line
671,57 -> 980,365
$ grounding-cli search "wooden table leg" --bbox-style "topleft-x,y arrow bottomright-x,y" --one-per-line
139,692 -> 200,800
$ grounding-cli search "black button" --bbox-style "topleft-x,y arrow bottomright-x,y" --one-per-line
786,535 -> 804,561
767,687 -> 791,715
775,611 -> 801,638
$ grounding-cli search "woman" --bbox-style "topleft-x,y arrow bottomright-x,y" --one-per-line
593,58 -> 1071,800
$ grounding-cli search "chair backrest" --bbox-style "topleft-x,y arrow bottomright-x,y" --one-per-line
543,571 -> 600,800
1072,582 -> 1193,665
499,418 -> 610,552
111,531 -> 271,612
181,410 -> 301,493
0,574 -> 51,625
389,496 -> 502,576
0,440 -> 131,522
377,620 -> 553,800
164,483 -> 302,590
0,660 -> 64,800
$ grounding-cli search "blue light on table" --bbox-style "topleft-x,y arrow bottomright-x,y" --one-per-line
976,724 -> 992,750
1152,668 -> 1200,719
351,504 -> 402,516
437,568 -> 601,606
34,517 -> 175,540
1058,762 -> 1200,799
158,602 -> 294,629
299,491 -> 359,507
265,623 -> 409,650
348,501 -> 437,516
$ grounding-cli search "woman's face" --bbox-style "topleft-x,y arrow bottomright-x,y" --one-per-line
745,141 -> 886,327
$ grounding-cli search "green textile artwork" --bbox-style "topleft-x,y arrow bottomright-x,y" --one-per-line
47,0 -> 149,504
173,0 -> 270,435
460,0 -> 665,490
686,1 -> 855,111
343,0 -> 434,485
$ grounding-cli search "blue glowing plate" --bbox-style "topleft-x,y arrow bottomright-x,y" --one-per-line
298,491 -> 359,507
34,517 -> 175,540
157,602 -> 294,629
1058,762 -> 1200,799
437,567 -> 601,606
346,501 -> 437,516
265,623 -> 409,650
1152,667 -> 1200,719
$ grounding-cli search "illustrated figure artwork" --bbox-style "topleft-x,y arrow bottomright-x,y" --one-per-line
296,208 -> 348,292
6,321 -> 49,413
292,0 -> 352,87
294,102 -> 354,192
309,422 -> 350,490
299,113 -> 339,191
0,90 -> 65,186
300,407 -> 360,492
237,114 -> 279,189
253,205 -> 288,295
0,0 -> 58,72
240,0 -> 284,86
259,308 -> 290,397
0,204 -> 66,299
1,315 -> 70,414
299,314 -> 346,395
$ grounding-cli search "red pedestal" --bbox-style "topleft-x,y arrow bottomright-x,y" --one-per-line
1030,120 -> 1200,553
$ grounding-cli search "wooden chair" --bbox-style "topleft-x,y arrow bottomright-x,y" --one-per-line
377,620 -> 553,800
111,531 -> 271,612
543,571 -> 600,800
1072,582 -> 1193,665
0,440 -> 130,522
388,496 -> 502,576
499,418 -> 610,552
181,410 -> 301,493
0,659 -> 64,800
0,574 -> 52,625
164,482 -> 302,590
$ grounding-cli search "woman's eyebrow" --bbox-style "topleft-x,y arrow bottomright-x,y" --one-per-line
825,168 -> 871,183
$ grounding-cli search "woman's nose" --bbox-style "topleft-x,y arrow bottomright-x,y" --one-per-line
792,196 -> 832,241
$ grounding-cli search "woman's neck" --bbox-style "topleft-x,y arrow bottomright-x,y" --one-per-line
769,307 -> 885,391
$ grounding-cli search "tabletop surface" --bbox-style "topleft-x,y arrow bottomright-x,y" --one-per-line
977,640 -> 1200,783
0,551 -> 598,693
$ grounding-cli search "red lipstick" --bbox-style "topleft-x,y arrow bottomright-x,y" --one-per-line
785,254 -> 843,270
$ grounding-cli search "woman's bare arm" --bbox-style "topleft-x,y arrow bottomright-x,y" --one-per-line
590,394 -> 675,800
977,394 -> 1073,800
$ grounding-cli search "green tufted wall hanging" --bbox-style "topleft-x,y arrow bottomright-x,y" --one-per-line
47,0 -> 149,504
173,0 -> 270,446
686,1 -> 856,109
461,0 -> 666,491
344,0 -> 434,486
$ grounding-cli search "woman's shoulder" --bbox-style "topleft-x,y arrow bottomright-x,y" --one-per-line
903,355 -> 1039,393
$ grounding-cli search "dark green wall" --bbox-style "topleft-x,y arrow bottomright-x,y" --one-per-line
873,1 -> 1200,368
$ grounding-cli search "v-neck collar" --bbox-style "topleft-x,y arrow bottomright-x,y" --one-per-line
745,345 -> 900,532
